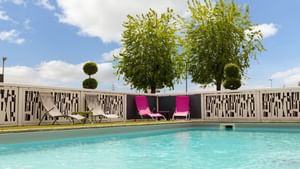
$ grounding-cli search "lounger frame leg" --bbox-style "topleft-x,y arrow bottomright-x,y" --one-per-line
38,113 -> 47,125
52,117 -> 58,125
95,116 -> 102,123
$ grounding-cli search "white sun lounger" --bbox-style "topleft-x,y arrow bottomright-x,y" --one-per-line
85,95 -> 120,122
39,92 -> 86,125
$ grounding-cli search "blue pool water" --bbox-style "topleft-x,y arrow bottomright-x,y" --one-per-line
1,127 -> 300,169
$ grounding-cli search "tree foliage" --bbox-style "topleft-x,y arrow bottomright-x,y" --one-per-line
183,0 -> 265,91
115,8 -> 183,93
82,78 -> 98,89
224,63 -> 241,78
82,61 -> 98,89
223,63 -> 241,90
83,62 -> 98,76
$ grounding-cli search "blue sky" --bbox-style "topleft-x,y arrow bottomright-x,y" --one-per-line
0,0 -> 299,92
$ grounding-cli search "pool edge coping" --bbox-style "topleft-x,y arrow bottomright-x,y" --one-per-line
1,120 -> 300,134
0,120 -> 199,134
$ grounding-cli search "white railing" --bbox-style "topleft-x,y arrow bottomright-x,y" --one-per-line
0,83 -> 126,126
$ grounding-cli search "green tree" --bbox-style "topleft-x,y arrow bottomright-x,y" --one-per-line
82,61 -> 98,89
115,8 -> 183,93
223,63 -> 241,90
183,0 -> 264,91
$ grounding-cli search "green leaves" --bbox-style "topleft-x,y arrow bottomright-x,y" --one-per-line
82,78 -> 98,89
115,0 -> 264,92
83,62 -> 98,76
82,61 -> 98,89
183,0 -> 264,90
116,8 -> 182,93
223,63 -> 242,90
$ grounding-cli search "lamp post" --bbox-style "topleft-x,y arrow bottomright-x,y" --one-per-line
185,61 -> 187,93
185,59 -> 189,94
269,78 -> 272,88
1,57 -> 7,83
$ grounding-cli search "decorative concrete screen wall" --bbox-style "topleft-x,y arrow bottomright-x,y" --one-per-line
0,85 -> 18,126
1,83 -> 300,126
202,91 -> 259,121
21,88 -> 81,125
0,84 -> 126,126
82,91 -> 126,119
203,88 -> 300,122
261,89 -> 300,121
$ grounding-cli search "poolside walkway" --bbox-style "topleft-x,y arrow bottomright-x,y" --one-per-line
0,120 -> 199,134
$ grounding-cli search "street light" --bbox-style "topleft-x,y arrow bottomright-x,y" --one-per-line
185,61 -> 188,94
185,58 -> 190,94
0,57 -> 7,83
269,78 -> 272,88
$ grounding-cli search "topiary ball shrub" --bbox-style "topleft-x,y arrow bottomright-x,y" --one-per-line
223,78 -> 241,90
83,62 -> 98,76
223,63 -> 241,90
224,63 -> 241,79
82,78 -> 98,89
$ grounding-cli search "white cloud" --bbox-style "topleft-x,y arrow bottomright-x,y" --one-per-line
101,48 -> 121,61
252,23 -> 278,39
37,60 -> 83,83
0,0 -> 25,5
5,62 -> 82,86
0,29 -> 25,44
56,1 -> 278,43
6,66 -> 42,84
271,67 -> 300,87
98,62 -> 117,83
56,0 -> 188,43
23,18 -> 31,30
36,0 -> 55,10
0,10 -> 10,21
10,0 -> 25,5
4,60 -> 120,89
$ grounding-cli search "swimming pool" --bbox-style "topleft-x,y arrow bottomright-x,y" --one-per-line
1,124 -> 300,169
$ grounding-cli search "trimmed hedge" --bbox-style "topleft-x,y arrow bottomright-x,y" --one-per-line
223,63 -> 241,90
83,78 -> 98,89
83,62 -> 98,76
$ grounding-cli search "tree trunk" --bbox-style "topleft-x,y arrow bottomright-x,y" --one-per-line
216,79 -> 222,91
150,86 -> 156,93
